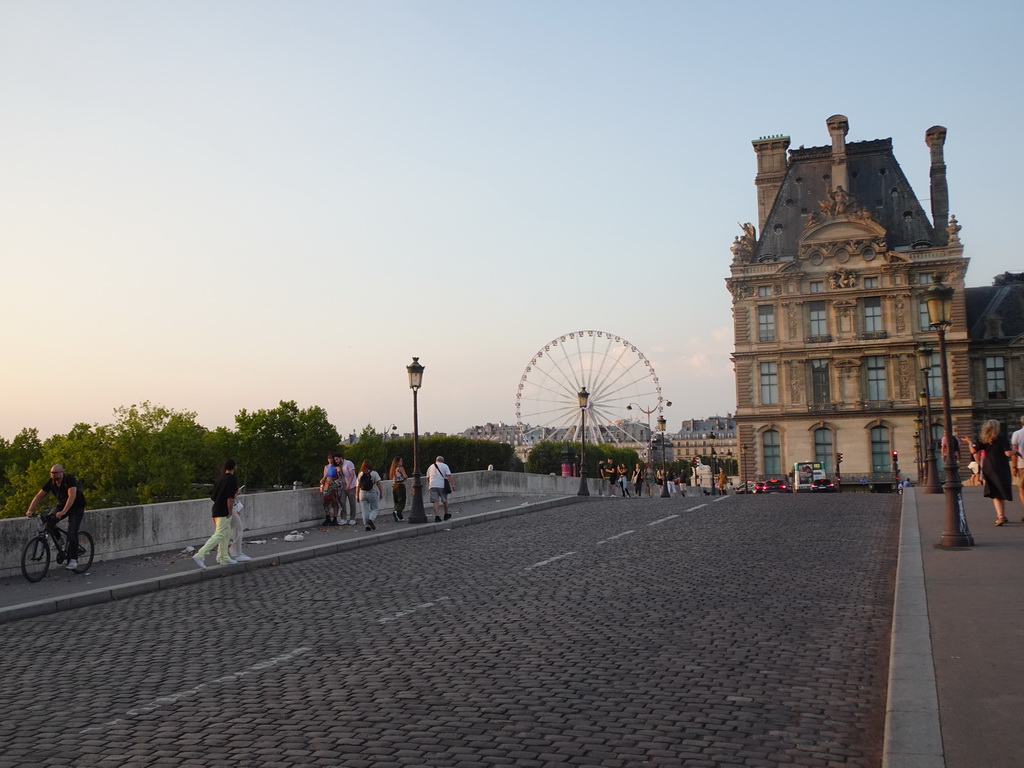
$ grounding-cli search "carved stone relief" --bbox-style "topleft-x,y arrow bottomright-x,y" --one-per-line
789,360 -> 804,404
898,355 -> 911,400
893,294 -> 907,334
828,268 -> 859,289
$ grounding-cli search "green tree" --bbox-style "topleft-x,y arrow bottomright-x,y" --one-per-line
234,400 -> 339,488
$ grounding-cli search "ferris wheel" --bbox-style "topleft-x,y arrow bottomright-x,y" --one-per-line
515,330 -> 665,445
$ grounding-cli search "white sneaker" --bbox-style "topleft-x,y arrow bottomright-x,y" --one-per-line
235,554 -> 252,561
192,554 -> 207,570
347,519 -> 356,526
218,558 -> 238,565
65,560 -> 78,571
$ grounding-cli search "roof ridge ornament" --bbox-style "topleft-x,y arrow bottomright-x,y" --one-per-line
803,185 -> 877,231
946,214 -> 962,245
730,221 -> 757,261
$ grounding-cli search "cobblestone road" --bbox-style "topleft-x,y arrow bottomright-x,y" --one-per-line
0,493 -> 899,767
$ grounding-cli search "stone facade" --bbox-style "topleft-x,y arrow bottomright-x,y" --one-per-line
727,115 -> 975,485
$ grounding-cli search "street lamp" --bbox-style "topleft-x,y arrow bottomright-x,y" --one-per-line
577,387 -> 590,496
707,432 -> 718,496
924,275 -> 973,547
627,401 -> 672,462
916,345 -> 941,494
657,415 -> 670,498
406,357 -> 427,524
913,416 -> 923,486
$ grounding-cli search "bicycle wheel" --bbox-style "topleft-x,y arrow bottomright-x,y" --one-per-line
21,536 -> 51,583
72,531 -> 95,573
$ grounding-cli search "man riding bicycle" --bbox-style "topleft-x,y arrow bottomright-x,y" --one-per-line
26,464 -> 87,570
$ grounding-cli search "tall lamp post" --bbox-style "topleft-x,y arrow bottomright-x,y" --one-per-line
917,345 -> 941,494
924,276 -> 973,547
406,357 -> 427,524
657,415 -> 671,498
913,417 -> 923,486
627,401 -> 672,464
577,387 -> 590,496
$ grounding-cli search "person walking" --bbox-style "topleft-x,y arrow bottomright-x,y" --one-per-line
644,464 -> 656,496
1011,416 -> 1024,520
426,455 -> 454,522
193,460 -> 239,568
965,420 -> 1015,526
389,457 -> 408,522
25,464 -> 87,571
357,460 -> 384,531
337,451 -> 358,526
227,484 -> 251,562
632,463 -> 644,497
320,452 -> 341,526
617,463 -> 631,497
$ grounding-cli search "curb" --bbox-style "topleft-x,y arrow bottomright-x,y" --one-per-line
883,488 -> 944,767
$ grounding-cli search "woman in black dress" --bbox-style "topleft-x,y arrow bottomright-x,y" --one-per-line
965,420 -> 1014,526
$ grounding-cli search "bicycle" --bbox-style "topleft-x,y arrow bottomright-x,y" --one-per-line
21,510 -> 95,583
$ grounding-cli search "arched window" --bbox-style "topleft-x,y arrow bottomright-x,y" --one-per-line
870,426 -> 891,473
814,428 -> 833,474
763,430 -> 781,477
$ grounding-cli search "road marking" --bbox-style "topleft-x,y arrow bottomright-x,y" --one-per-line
378,596 -> 452,623
597,530 -> 636,545
690,504 -> 707,511
524,552 -> 576,571
80,646 -> 313,734
647,514 -> 679,526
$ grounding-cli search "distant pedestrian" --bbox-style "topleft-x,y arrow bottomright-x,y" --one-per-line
644,465 -> 656,496
597,460 -> 608,496
632,463 -> 644,497
617,464 -> 631,496
1011,416 -> 1024,520
357,460 -> 383,531
320,452 -> 341,526
666,471 -> 677,497
965,421 -> 1014,526
193,460 -> 239,568
607,462 -> 619,497
337,451 -> 358,525
389,457 -> 408,522
426,455 -> 455,522
25,464 -> 87,571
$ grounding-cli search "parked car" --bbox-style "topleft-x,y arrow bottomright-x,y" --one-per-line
809,478 -> 837,493
753,479 -> 790,494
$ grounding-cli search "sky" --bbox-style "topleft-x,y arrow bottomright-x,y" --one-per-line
2,0 -> 1021,442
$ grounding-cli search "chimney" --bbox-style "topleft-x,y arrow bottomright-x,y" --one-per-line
752,134 -> 790,231
925,125 -> 949,241
826,114 -> 849,192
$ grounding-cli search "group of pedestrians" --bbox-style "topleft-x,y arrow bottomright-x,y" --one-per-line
596,460 -> 686,497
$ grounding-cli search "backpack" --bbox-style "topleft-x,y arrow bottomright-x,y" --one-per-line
358,472 -> 374,491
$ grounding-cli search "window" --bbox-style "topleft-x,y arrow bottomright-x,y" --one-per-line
763,430 -> 781,477
919,298 -> 932,331
814,428 -> 833,474
758,286 -> 771,297
863,297 -> 883,333
760,362 -> 778,405
986,357 -> 1007,399
919,273 -> 933,285
870,426 -> 891,473
810,359 -> 830,403
922,351 -> 940,398
810,281 -> 823,294
866,356 -> 887,400
758,306 -> 776,342
864,277 -> 878,289
808,301 -> 827,336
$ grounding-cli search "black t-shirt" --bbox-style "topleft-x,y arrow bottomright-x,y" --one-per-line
42,473 -> 86,513
210,473 -> 239,518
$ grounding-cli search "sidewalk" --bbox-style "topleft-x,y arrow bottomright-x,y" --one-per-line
0,493 -> 575,624
886,484 -> 1024,768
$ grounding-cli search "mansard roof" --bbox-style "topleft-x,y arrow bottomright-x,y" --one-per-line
965,272 -> 1024,343
751,139 -> 938,263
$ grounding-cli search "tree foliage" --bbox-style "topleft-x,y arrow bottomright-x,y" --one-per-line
525,441 -> 638,476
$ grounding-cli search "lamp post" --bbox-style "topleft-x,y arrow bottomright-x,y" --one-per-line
924,276 -> 973,547
657,415 -> 671,498
913,417 -> 923,486
406,357 -> 427,524
627,401 -> 671,463
577,387 -> 590,496
707,432 -> 718,496
917,345 -> 941,494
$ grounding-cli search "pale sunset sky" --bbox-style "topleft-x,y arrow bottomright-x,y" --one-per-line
2,0 -> 1020,440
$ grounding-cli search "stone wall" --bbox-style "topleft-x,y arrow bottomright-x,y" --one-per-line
0,471 -> 599,577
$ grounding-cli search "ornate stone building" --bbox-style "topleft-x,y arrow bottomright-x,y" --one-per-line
727,115 -> 973,485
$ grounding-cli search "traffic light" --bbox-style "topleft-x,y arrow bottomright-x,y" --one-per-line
835,452 -> 843,463
892,450 -> 899,461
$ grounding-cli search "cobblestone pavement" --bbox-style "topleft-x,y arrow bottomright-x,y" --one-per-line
0,493 -> 899,767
